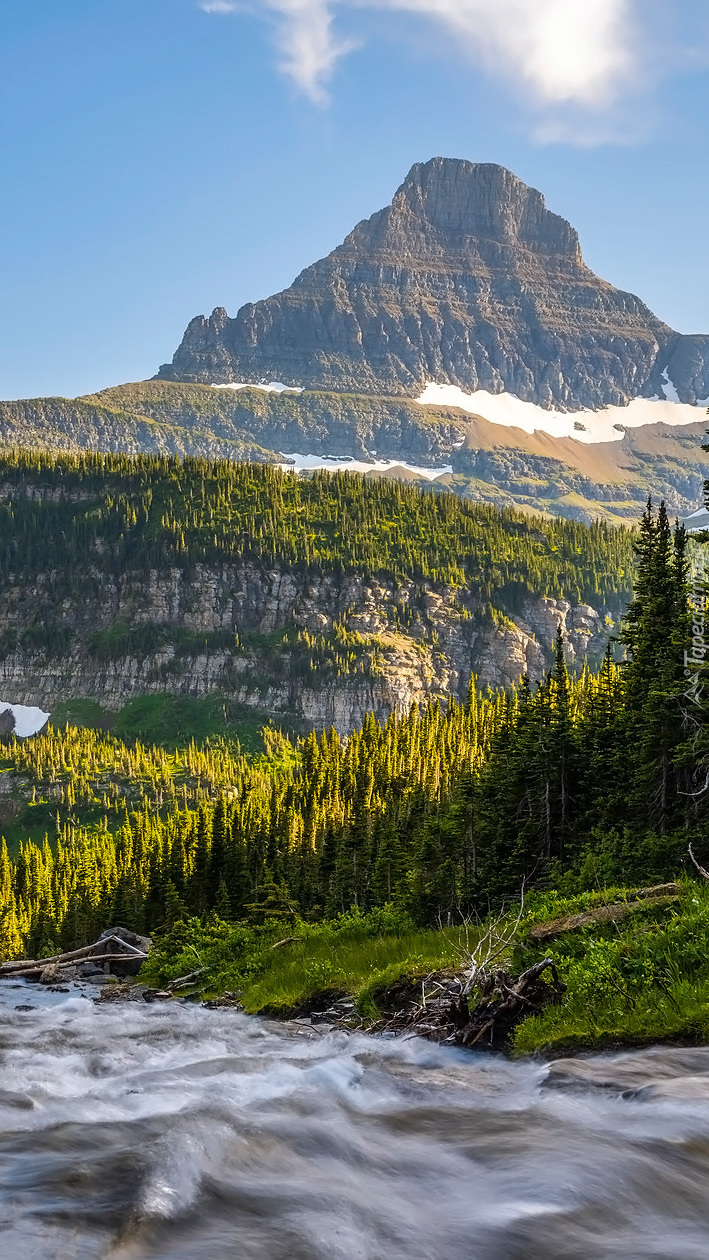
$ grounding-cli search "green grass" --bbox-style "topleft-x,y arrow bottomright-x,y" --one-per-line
50,693 -> 302,755
240,925 -> 468,1016
511,882 -> 709,1056
140,908 -> 472,1016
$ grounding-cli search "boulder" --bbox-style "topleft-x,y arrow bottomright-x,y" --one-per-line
97,925 -> 152,954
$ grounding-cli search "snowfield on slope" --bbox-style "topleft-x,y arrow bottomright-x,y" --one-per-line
278,453 -> 452,479
211,382 -> 304,395
418,385 -> 709,444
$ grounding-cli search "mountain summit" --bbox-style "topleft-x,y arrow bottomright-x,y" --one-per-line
158,157 -> 709,410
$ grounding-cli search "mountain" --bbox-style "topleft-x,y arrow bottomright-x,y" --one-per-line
159,158 -> 709,410
2,156 -> 708,526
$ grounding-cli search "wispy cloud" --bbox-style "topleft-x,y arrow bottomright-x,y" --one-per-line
202,0 -> 644,113
265,0 -> 357,103
392,0 -> 635,106
200,1 -> 238,13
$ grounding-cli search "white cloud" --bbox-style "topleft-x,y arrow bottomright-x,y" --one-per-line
203,0 -> 642,112
265,0 -> 357,102
384,0 -> 635,106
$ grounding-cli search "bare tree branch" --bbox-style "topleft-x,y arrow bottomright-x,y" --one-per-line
689,843 -> 709,881
679,771 -> 709,799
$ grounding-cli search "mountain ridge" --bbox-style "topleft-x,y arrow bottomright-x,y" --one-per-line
2,156 -> 708,525
1,379 -> 707,524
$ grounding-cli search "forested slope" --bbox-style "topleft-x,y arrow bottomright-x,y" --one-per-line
0,452 -> 632,728
0,499 -> 702,965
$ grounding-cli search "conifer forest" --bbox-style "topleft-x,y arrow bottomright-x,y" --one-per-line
0,455 -> 704,965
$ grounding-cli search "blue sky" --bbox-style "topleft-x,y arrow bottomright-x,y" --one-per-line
1,0 -> 708,399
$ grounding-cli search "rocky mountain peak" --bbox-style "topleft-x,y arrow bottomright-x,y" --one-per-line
158,156 -> 709,410
380,158 -> 582,259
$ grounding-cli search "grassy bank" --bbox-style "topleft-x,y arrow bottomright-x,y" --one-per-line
139,907 -> 475,1017
511,881 -> 709,1056
140,881 -> 709,1056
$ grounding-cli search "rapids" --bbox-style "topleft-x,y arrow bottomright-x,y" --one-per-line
2,980 -> 709,1258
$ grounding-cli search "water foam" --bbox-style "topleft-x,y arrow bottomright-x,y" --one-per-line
4,981 -> 709,1258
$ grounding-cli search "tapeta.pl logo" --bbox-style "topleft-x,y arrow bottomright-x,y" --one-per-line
685,553 -> 709,705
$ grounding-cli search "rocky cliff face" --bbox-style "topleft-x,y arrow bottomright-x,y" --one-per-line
159,158 -> 709,409
0,562 -> 614,736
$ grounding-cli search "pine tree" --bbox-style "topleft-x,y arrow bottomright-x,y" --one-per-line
206,796 -> 228,907
621,500 -> 689,831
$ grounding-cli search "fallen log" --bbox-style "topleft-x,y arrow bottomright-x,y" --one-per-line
7,952 -> 148,980
527,884 -> 680,943
0,943 -> 101,974
0,932 -> 151,977
0,933 -> 148,976
96,935 -> 148,957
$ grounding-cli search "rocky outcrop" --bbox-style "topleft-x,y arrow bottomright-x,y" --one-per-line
159,157 -> 709,410
0,562 -> 615,735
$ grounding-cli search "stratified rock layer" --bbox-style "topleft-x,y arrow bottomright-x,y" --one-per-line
0,562 -> 614,736
159,158 -> 709,409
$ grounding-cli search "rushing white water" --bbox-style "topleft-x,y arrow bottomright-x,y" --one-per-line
3,981 -> 709,1258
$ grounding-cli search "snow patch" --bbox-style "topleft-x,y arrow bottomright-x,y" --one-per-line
211,381 -> 303,395
683,506 -> 709,532
660,367 -> 681,404
0,702 -> 50,737
278,453 -> 452,480
418,384 -> 709,445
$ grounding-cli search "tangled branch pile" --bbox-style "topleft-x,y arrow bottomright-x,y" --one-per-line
371,959 -> 565,1050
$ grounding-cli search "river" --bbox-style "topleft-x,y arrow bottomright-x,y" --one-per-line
2,981 -> 709,1258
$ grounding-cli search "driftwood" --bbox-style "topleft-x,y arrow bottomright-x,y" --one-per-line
0,930 -> 149,982
370,959 -> 565,1051
6,952 -> 149,980
0,942 -> 107,974
0,934 -> 147,976
166,969 -> 206,992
